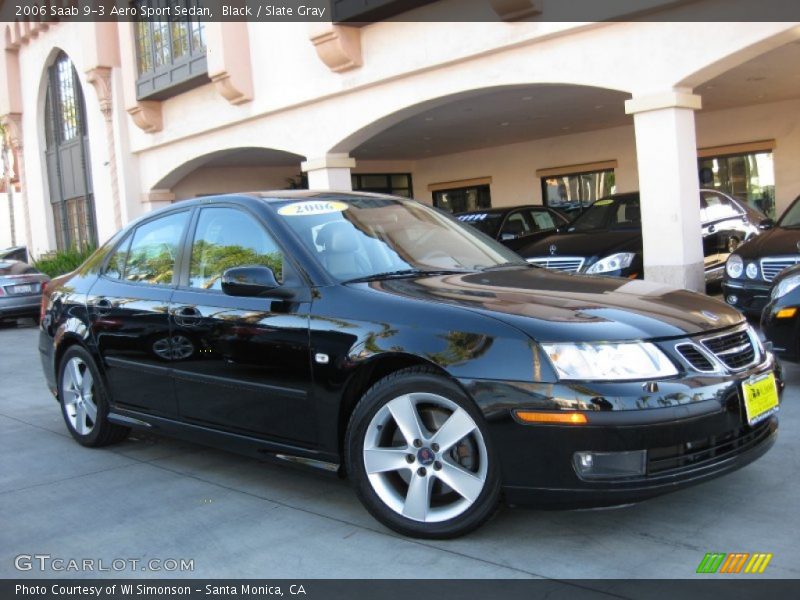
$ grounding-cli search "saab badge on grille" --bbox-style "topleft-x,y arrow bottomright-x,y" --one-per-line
701,310 -> 720,322
549,244 -> 557,256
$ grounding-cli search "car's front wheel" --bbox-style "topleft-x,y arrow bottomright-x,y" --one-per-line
58,345 -> 129,447
346,367 -> 500,538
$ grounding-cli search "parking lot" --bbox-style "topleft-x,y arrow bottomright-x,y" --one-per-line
1,320 -> 798,580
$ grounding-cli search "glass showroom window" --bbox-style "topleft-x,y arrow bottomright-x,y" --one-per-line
433,185 -> 491,214
698,151 -> 776,218
134,0 -> 207,99
541,169 -> 616,220
352,174 -> 413,197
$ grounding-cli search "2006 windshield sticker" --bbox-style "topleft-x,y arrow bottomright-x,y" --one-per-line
278,201 -> 349,216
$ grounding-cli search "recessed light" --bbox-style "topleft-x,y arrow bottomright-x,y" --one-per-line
500,122 -> 510,127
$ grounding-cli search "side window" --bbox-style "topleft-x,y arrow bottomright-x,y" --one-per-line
124,211 -> 189,285
500,212 -> 530,239
702,192 -> 741,222
189,207 -> 283,291
105,234 -> 132,280
527,210 -> 557,231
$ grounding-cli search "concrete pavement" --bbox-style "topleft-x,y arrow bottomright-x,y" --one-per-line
1,321 -> 798,579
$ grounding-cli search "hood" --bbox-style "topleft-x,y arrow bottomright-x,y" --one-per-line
516,229 -> 642,261
735,226 -> 800,260
359,267 -> 743,343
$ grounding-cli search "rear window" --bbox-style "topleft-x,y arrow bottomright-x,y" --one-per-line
0,261 -> 38,276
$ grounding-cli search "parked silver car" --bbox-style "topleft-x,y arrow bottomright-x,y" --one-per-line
0,260 -> 49,324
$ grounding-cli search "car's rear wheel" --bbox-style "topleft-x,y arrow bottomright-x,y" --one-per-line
58,346 -> 129,447
346,367 -> 500,538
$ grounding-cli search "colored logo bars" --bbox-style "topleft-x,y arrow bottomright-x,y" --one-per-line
696,553 -> 773,574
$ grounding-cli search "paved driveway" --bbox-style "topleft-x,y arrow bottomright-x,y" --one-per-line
1,321 -> 798,579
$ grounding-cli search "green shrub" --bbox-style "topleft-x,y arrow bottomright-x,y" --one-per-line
34,246 -> 96,278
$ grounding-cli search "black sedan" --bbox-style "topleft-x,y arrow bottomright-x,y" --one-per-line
39,192 -> 780,538
723,194 -> 800,316
761,264 -> 800,362
455,205 -> 570,251
518,190 -> 766,283
0,259 -> 49,324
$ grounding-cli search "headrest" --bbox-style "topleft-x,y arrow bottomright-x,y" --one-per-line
317,221 -> 360,253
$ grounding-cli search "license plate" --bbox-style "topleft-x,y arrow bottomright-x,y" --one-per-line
11,284 -> 34,294
742,373 -> 779,426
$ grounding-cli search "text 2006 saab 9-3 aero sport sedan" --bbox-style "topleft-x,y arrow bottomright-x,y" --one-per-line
39,191 -> 781,538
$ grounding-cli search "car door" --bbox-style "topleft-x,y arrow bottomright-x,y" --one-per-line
88,209 -> 191,417
168,205 -> 316,444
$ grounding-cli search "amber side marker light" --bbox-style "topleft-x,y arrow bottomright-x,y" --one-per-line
776,307 -> 797,319
515,411 -> 588,424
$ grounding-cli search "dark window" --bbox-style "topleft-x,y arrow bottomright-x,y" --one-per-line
698,151 -> 775,218
352,173 -> 413,197
123,211 -> 189,285
189,208 -> 283,290
45,52 -> 97,251
541,169 -> 616,220
432,184 -> 491,214
134,0 -> 208,100
499,211 -> 531,239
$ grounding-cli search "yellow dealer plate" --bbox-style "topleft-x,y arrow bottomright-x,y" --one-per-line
742,372 -> 779,426
277,201 -> 349,216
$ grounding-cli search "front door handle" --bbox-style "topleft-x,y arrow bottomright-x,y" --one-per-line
91,298 -> 114,316
172,306 -> 202,326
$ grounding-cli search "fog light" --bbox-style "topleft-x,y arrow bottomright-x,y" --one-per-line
746,263 -> 758,279
573,450 -> 647,480
726,295 -> 738,305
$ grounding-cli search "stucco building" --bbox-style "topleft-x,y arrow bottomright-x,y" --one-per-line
1,0 -> 799,291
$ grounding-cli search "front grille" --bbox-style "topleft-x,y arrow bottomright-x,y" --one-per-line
675,343 -> 715,372
526,257 -> 585,273
760,256 -> 800,282
648,420 -> 773,475
700,327 -> 758,371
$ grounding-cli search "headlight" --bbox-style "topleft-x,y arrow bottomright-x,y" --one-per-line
726,254 -> 743,278
585,252 -> 635,274
541,342 -> 678,381
772,274 -> 800,299
746,262 -> 759,279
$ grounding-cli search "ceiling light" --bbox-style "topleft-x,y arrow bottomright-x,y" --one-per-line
500,122 -> 510,127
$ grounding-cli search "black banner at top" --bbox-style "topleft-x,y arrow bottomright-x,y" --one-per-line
3,0 -> 800,23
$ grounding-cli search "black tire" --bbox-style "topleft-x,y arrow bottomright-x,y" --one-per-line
345,366 -> 500,539
57,345 -> 129,447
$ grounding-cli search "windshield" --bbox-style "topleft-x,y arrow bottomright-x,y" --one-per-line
455,212 -> 504,237
779,196 -> 800,228
274,196 -> 526,281
568,196 -> 641,232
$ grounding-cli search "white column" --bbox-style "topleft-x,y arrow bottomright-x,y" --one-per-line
301,154 -> 355,191
626,91 -> 704,292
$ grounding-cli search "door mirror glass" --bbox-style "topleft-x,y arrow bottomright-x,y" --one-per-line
759,218 -> 775,231
221,266 -> 292,298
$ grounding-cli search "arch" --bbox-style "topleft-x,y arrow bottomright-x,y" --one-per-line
677,24 -> 800,89
328,83 -> 631,156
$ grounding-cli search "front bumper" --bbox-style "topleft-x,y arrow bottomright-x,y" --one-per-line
722,279 -> 771,315
460,356 -> 781,509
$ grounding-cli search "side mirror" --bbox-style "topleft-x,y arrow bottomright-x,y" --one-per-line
759,218 -> 775,231
221,266 -> 293,299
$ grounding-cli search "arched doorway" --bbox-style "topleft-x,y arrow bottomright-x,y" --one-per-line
44,51 -> 97,250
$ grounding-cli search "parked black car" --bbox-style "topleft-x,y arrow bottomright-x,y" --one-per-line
518,190 -> 766,284
455,205 -> 570,251
39,192 -> 780,538
0,259 -> 49,324
761,264 -> 800,362
723,195 -> 800,316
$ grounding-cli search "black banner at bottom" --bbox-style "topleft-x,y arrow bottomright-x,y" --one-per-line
3,579 -> 800,600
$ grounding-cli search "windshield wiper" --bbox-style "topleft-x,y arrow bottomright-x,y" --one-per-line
343,269 -> 469,283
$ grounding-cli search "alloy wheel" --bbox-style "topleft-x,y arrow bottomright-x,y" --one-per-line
61,357 -> 97,435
